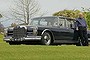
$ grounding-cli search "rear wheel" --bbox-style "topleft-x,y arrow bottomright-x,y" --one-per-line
41,32 -> 51,45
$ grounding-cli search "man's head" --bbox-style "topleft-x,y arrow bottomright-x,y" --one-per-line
78,12 -> 84,18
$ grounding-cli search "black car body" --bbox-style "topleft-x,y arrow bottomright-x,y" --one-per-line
4,16 -> 90,45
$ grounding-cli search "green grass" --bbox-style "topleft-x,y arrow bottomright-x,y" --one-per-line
0,34 -> 3,42
0,34 -> 90,60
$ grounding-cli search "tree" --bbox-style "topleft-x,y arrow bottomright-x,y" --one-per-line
0,14 -> 2,18
0,14 -> 2,22
0,14 -> 4,33
81,8 -> 90,29
0,22 -> 4,33
10,0 -> 40,25
53,9 -> 81,18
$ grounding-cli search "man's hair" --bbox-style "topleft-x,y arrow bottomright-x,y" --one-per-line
78,12 -> 84,15
78,12 -> 84,18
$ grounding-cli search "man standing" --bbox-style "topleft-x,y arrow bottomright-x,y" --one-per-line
74,13 -> 88,46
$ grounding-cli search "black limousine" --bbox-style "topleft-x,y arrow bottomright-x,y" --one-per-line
4,16 -> 90,46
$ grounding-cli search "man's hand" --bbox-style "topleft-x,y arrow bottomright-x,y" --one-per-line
76,27 -> 78,30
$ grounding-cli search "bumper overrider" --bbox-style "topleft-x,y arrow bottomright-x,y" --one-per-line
4,36 -> 41,42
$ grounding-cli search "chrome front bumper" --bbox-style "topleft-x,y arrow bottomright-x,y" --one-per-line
4,36 -> 41,42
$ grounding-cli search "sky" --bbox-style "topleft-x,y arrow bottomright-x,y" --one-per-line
0,0 -> 90,15
37,0 -> 90,15
0,0 -> 90,27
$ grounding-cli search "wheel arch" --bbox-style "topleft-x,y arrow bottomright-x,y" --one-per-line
41,29 -> 55,43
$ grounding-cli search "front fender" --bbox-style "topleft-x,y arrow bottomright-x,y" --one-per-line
41,29 -> 55,43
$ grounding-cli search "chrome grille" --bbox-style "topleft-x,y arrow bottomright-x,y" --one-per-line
13,26 -> 27,39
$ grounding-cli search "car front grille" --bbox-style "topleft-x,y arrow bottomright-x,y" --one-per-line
13,26 -> 27,39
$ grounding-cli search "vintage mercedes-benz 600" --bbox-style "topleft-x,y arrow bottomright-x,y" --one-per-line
4,16 -> 90,46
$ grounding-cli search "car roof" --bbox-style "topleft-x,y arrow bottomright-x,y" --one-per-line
31,16 -> 75,21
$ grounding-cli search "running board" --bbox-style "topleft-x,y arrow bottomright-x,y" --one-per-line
54,40 -> 78,44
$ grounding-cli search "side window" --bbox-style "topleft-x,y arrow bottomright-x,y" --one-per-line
59,18 -> 65,28
65,19 -> 74,28
53,18 -> 58,26
40,19 -> 47,26
66,20 -> 71,28
32,20 -> 38,26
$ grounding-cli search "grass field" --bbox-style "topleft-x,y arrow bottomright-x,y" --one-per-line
0,34 -> 3,42
0,34 -> 90,60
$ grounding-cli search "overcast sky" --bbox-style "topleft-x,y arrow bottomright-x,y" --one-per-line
0,0 -> 90,15
0,0 -> 90,27
38,0 -> 90,15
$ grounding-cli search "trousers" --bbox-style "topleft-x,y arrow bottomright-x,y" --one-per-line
73,27 -> 88,46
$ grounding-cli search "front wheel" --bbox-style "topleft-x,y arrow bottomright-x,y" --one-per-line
41,32 -> 51,45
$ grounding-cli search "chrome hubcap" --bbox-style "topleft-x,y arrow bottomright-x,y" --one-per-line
44,36 -> 48,40
44,33 -> 51,45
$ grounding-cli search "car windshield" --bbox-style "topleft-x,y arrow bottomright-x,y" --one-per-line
30,17 -> 58,26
